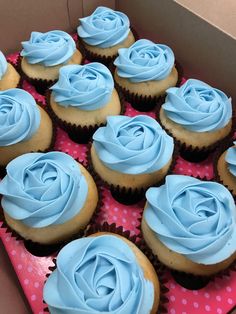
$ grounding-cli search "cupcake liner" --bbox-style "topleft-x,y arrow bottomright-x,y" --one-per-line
157,107 -> 236,163
43,222 -> 169,314
87,142 -> 179,205
110,60 -> 183,112
170,270 -> 212,290
213,140 -> 236,200
46,89 -> 126,144
77,26 -> 139,66
0,160 -> 104,257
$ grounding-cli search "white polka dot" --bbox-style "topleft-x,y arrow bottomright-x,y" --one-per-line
27,266 -> 33,273
31,295 -> 36,301
181,287 -> 186,292
5,236 -> 10,242
170,295 -> 175,302
228,298 -> 233,304
114,207 -> 118,212
193,302 -> 199,308
123,209 -> 127,214
17,264 -> 22,270
170,309 -> 176,314
179,167 -> 183,171
193,290 -> 199,295
34,282 -> 39,288
226,286 -> 232,292
122,218 -> 127,223
21,252 -> 26,258
182,299 -> 187,305
188,169 -> 192,173
182,312 -> 187,314
11,250 -> 16,256
204,292 -> 210,298
38,312 -> 44,314
170,283 -> 176,289
24,279 -> 29,285
113,216 -> 117,221
132,212 -> 137,217
205,305 -> 211,311
131,221 -> 136,226
216,295 -> 221,301
217,309 -> 222,314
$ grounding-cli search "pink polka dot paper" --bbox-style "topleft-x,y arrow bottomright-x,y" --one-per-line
0,53 -> 235,314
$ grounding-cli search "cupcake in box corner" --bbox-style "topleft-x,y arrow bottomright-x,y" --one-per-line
0,152 -> 98,246
142,175 -> 236,289
113,39 -> 179,111
215,141 -> 236,197
0,88 -> 54,169
91,115 -> 175,204
159,79 -> 233,161
77,6 -> 135,64
0,51 -> 21,90
20,30 -> 83,93
44,233 -> 160,314
48,63 -> 122,143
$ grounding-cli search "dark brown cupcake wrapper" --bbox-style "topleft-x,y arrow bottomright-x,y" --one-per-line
212,140 -> 236,200
0,158 -> 104,257
110,60 -> 183,112
77,26 -> 139,66
43,222 -> 169,314
87,142 -> 179,205
157,106 -> 236,163
46,88 -> 126,144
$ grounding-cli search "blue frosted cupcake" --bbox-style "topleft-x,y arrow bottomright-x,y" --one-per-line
91,115 -> 175,204
48,62 -> 122,143
159,79 -> 233,161
114,39 -> 179,111
0,51 -> 21,90
142,175 -> 236,288
44,232 -> 160,313
77,6 -> 135,64
20,30 -> 83,93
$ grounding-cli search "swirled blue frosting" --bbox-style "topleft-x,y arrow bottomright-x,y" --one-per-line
77,6 -> 130,48
0,88 -> 40,146
51,63 -> 114,110
0,51 -> 7,79
44,235 -> 154,314
162,79 -> 232,132
114,39 -> 175,83
225,141 -> 236,177
144,175 -> 236,264
21,30 -> 76,66
93,115 -> 174,174
0,152 -> 88,228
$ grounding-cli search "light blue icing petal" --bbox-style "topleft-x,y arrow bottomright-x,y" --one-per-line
0,51 -> 7,79
92,115 -> 174,174
44,235 -> 154,314
77,6 -> 130,48
162,78 -> 232,132
0,152 -> 88,227
144,175 -> 236,265
21,30 -> 76,66
0,88 -> 40,146
114,39 -> 175,82
225,142 -> 236,176
50,63 -> 114,110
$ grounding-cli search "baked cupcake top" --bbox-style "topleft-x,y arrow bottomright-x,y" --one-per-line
0,51 -> 7,79
93,115 -> 174,174
51,63 -> 114,110
0,152 -> 88,228
144,175 -> 236,264
162,79 -> 232,132
21,30 -> 76,66
225,141 -> 236,177
77,6 -> 130,48
44,234 -> 154,314
0,88 -> 40,146
114,39 -> 175,83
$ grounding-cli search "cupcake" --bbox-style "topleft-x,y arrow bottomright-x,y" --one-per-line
142,175 -> 236,289
113,39 -> 179,111
0,51 -> 21,90
0,152 -> 98,245
20,30 -> 83,93
159,79 -> 233,161
77,6 -> 135,64
0,88 -> 54,168
91,115 -> 175,204
44,232 -> 160,314
48,63 -> 122,143
215,141 -> 236,197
